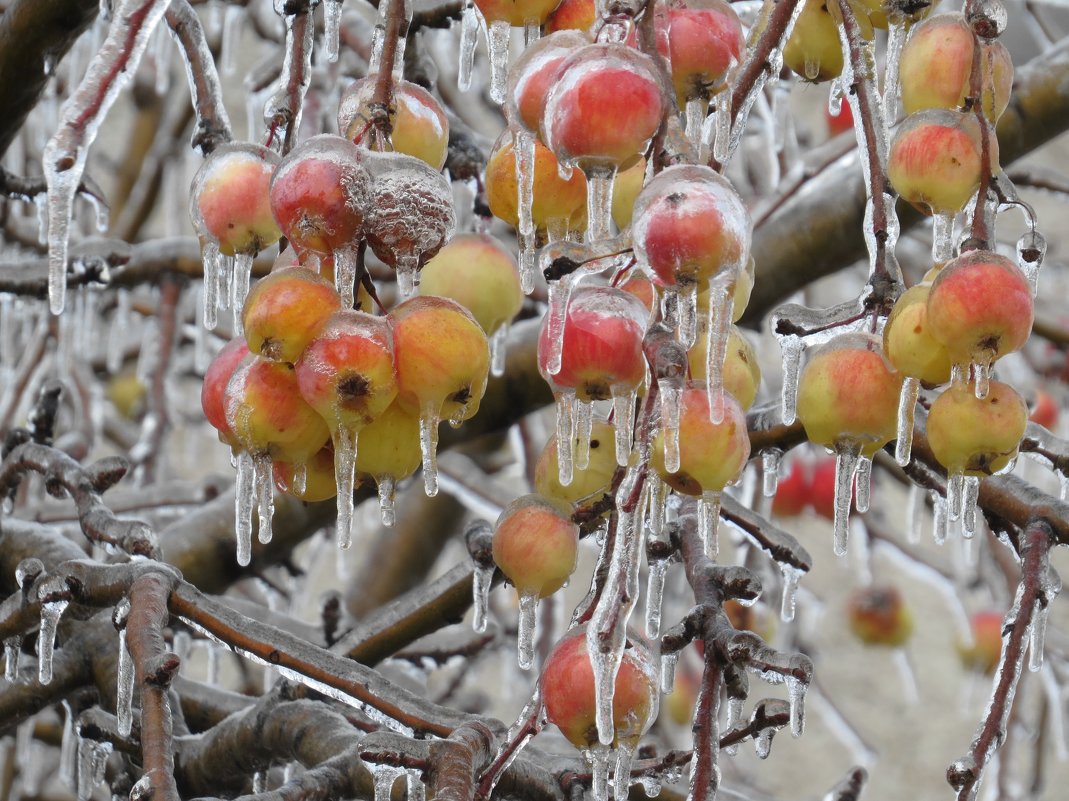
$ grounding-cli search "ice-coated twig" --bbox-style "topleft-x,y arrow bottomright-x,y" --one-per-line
43,0 -> 173,315
165,0 -> 232,154
265,0 -> 315,154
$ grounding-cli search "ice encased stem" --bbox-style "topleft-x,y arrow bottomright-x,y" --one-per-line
698,491 -> 721,560
585,167 -> 617,244
457,4 -> 479,92
762,448 -> 782,497
472,561 -> 494,633
487,21 -> 511,105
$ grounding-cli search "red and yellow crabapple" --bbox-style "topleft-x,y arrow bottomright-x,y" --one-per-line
610,158 -> 646,232
687,324 -> 761,410
545,0 -> 595,33
190,142 -> 281,257
958,610 -> 1004,674
660,0 -> 745,106
847,585 -> 914,647
202,338 -> 251,445
475,0 -> 563,26
273,444 -> 339,503
485,131 -> 587,234
772,458 -> 811,517
887,109 -> 996,216
1030,388 -> 1059,430
783,0 -> 844,82
492,494 -> 579,599
926,379 -> 1027,476
355,401 -> 425,524
542,627 -> 658,749
882,282 -> 953,386
535,420 -> 620,505
242,266 -> 341,364
338,76 -> 450,170
507,31 -> 590,135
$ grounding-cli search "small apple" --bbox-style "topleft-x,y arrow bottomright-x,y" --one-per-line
847,585 -> 913,647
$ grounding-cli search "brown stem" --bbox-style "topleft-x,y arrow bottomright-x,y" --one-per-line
134,276 -> 180,484
371,0 -> 408,143
165,0 -> 232,154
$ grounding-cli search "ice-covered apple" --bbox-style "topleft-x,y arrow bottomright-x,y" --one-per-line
485,131 -> 587,234
242,266 -> 342,364
958,610 -> 1003,674
882,283 -> 953,385
492,494 -> 579,598
783,0 -> 844,82
190,142 -> 281,257
926,379 -> 1027,476
687,324 -> 761,410
535,420 -> 619,505
662,0 -> 745,105
338,77 -> 450,170
202,338 -> 251,445
847,585 -> 913,647
545,0 -> 595,33
507,31 -> 590,135
273,443 -> 339,503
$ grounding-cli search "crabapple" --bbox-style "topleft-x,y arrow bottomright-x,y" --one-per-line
826,98 -> 853,137
269,134 -> 371,255
1030,389 -> 1059,429
650,385 -> 750,496
958,611 -> 1003,674
809,456 -> 843,521
418,234 -> 523,337
492,494 -> 579,598
355,401 -> 425,524
796,333 -> 903,457
542,43 -> 666,173
847,585 -> 914,647
887,109 -> 996,216
273,444 -> 339,503
661,0 -> 745,106
541,627 -> 658,749
783,0 -> 844,82
545,0 -> 595,33
242,267 -> 341,364
535,420 -> 619,505
725,600 -> 776,642
772,458 -> 810,517
224,356 -> 330,463
507,31 -> 590,135
632,163 -> 751,288
925,250 -> 1033,368
926,379 -> 1027,476
337,77 -> 449,170
882,283 -> 953,385
190,142 -> 281,256
899,13 -> 1013,120
485,131 -> 587,234
687,324 -> 761,410
202,338 -> 251,445
538,286 -> 648,402
271,250 -> 374,312
610,158 -> 646,231
475,0 -> 562,26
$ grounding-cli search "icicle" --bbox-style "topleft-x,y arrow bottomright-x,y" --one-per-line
4,637 -> 20,681
832,442 -> 861,557
377,476 -> 397,527
647,475 -> 667,537
660,652 -> 678,695
555,390 -> 576,486
961,475 -> 980,538
205,641 -> 221,684
487,21 -> 511,104
698,491 -> 722,560
645,558 -> 667,638
254,452 -> 274,545
685,98 -> 705,149
854,455 -> 871,513
882,16 -> 906,130
230,253 -> 254,331
200,243 -> 220,330
373,764 -> 404,801
472,561 -> 494,633
517,591 -> 538,669
585,168 -> 617,244
573,400 -> 593,471
661,285 -> 679,332
1029,600 -> 1048,672
712,99 -> 733,164
419,407 -> 441,497
588,744 -> 612,801
778,336 -> 803,425
116,603 -> 135,737
703,273 -> 734,423
659,380 -> 682,473
544,277 -> 572,376
971,357 -> 992,400
611,389 -> 636,466
220,4 -> 243,74
754,726 -> 774,759
334,425 -> 359,549
395,255 -> 420,300
779,564 -> 800,623
931,490 -> 948,545
787,675 -> 808,737
292,462 -> 308,497
677,282 -> 699,348
947,471 -> 964,522
37,576 -> 70,685
234,449 -> 256,566
931,213 -> 955,263
518,229 -> 537,294
1016,230 -> 1045,294
895,377 -> 919,466
613,744 -> 633,801
724,697 -> 744,755
762,448 -> 782,497
60,700 -> 78,789
906,483 -> 924,544
490,322 -> 509,377
322,0 -> 343,62
458,3 -> 479,92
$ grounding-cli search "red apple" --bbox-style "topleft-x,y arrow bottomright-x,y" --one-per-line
242,267 -> 342,364
338,77 -> 450,170
190,142 -> 281,256
202,338 -> 251,444
847,585 -> 913,647
492,494 -> 579,598
958,610 -> 1004,674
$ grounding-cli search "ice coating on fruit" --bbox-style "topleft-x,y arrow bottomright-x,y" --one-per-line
541,627 -> 658,749
363,151 -> 456,298
535,420 -> 618,504
507,31 -> 589,134
242,267 -> 342,364
688,324 -> 761,410
486,131 -> 587,230
925,250 -> 1033,368
294,311 -> 398,431
190,142 -> 281,257
882,283 -> 952,385
610,158 -> 646,232
537,286 -> 648,402
418,234 -> 523,336
795,333 -> 903,458
650,385 -> 750,496
545,0 -> 595,33
542,43 -> 666,172
338,77 -> 450,170
224,356 -> 331,463
783,0 -> 844,82
927,380 -> 1027,476
899,13 -> 1012,121
202,338 -> 251,445
492,494 -> 579,598
274,444 -> 339,502
632,163 -> 751,287
269,135 -> 371,255
475,0 -> 563,26
887,109 -> 996,216
662,0 -> 745,105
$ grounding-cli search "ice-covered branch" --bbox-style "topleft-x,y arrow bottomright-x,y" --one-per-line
130,276 -> 180,483
265,0 -> 316,154
948,519 -> 1057,800
165,0 -> 233,155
